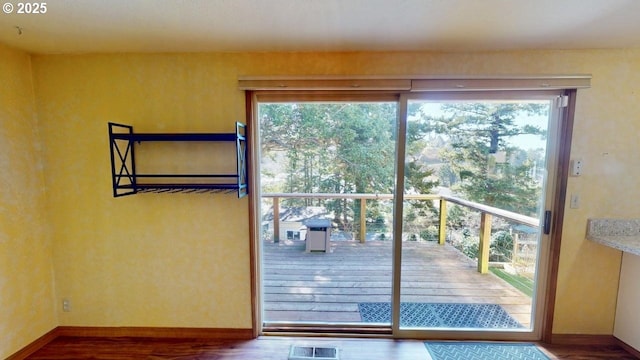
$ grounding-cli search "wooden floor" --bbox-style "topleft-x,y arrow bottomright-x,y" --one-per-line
263,239 -> 532,327
26,335 -> 638,359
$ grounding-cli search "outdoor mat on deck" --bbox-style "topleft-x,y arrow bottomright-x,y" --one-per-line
424,342 -> 549,360
357,302 -> 523,328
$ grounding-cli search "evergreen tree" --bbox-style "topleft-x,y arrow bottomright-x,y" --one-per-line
260,102 -> 415,234
425,102 -> 547,216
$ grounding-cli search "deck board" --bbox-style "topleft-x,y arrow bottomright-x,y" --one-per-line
262,239 -> 533,327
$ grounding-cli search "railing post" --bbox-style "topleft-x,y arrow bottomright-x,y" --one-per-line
360,198 -> 366,243
438,198 -> 447,245
273,197 -> 280,243
513,232 -> 519,265
478,212 -> 492,274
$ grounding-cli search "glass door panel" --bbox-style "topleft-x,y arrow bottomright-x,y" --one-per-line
398,98 -> 556,334
257,100 -> 398,329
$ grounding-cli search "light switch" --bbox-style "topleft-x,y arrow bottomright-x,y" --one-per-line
570,194 -> 580,209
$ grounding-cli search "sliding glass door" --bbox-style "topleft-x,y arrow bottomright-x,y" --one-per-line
257,97 -> 398,330
252,90 -> 566,340
394,92 -> 562,339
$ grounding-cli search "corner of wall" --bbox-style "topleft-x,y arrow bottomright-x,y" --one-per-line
0,42 -> 58,359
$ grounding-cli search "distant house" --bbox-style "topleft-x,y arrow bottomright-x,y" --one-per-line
262,206 -> 331,241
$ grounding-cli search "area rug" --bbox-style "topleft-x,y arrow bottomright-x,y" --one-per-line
357,302 -> 523,328
424,342 -> 549,360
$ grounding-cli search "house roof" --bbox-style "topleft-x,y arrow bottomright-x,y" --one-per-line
1,0 -> 640,54
263,206 -> 330,223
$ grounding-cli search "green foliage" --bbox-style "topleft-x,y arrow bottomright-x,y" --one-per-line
446,205 -> 472,229
449,227 -> 515,263
489,267 -> 534,297
425,103 -> 548,217
260,102 -> 437,232
420,226 -> 439,241
260,100 -> 548,240
460,231 -> 479,259
490,230 -> 514,262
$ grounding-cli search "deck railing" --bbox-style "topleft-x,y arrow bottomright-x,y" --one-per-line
262,193 -> 540,274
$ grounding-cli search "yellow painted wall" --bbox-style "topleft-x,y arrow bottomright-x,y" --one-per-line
28,49 -> 640,335
31,54 -> 252,328
0,44 -> 56,358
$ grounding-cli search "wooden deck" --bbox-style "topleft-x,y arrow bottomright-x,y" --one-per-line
262,239 -> 532,328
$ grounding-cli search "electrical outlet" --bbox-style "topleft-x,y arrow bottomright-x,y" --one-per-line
62,298 -> 71,312
571,158 -> 583,176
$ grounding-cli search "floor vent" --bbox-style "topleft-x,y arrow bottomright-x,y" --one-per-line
288,345 -> 339,360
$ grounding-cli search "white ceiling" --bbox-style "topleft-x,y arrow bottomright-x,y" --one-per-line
1,0 -> 640,54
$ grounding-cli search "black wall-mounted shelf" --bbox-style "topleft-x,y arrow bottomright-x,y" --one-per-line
108,122 -> 248,198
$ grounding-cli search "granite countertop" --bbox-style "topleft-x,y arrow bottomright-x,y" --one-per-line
586,218 -> 640,256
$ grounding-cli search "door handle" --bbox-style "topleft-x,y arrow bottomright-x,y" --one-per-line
543,210 -> 552,235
